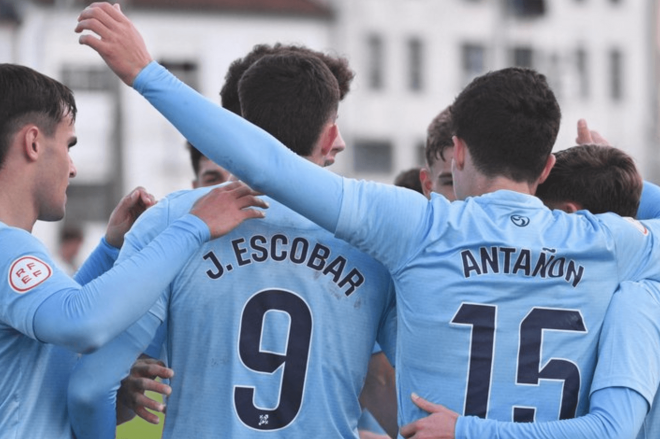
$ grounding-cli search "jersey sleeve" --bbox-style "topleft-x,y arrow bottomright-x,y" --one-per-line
68,311 -> 162,439
596,214 -> 660,282
73,237 -> 120,285
454,387 -> 647,439
0,228 -> 79,337
637,181 -> 660,220
590,280 -> 660,406
375,281 -> 397,365
31,214 -> 209,353
133,62 -> 433,272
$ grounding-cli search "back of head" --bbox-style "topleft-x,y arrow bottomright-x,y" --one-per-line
0,64 -> 77,168
220,43 -> 354,115
426,105 -> 453,168
238,52 -> 340,156
451,67 -> 560,183
536,144 -> 642,217
187,141 -> 203,175
394,167 -> 424,194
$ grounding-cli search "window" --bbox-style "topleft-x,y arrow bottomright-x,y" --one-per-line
575,47 -> 589,99
367,34 -> 384,90
159,60 -> 199,90
65,183 -> 119,222
61,65 -> 114,91
506,0 -> 546,17
511,46 -> 534,68
609,49 -> 623,101
461,43 -> 486,85
354,140 -> 393,173
416,141 -> 426,166
408,38 -> 424,91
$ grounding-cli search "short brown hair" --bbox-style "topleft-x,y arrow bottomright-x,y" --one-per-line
425,106 -> 453,167
221,43 -> 353,115
238,52 -> 340,157
536,144 -> 642,217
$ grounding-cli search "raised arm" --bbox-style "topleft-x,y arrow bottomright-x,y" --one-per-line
76,3 -> 434,272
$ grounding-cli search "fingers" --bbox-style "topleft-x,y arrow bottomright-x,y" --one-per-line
590,130 -> 611,146
411,392 -> 440,413
135,188 -> 157,211
75,3 -> 116,37
133,361 -> 174,381
399,421 -> 416,438
134,405 -> 163,425
133,390 -> 167,411
576,119 -> 592,145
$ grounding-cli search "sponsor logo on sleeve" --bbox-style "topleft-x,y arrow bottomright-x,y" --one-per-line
8,256 -> 52,293
624,217 -> 649,236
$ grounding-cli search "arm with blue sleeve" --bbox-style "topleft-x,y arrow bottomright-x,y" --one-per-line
453,389 -> 646,439
33,214 -> 209,353
73,237 -> 119,285
132,62 -> 431,269
637,181 -> 660,220
69,192 -> 178,439
69,308 -> 163,439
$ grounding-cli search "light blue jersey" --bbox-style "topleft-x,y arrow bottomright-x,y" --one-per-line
0,224 -> 112,438
593,280 -> 660,439
454,280 -> 660,438
0,214 -> 210,438
69,187 -> 396,439
131,62 -> 660,430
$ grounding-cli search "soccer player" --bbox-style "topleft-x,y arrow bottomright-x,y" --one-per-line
77,3 -> 660,436
0,60 -> 267,438
420,105 -> 455,201
399,143 -> 660,438
188,141 -> 234,188
68,49 -> 397,438
394,167 -> 424,194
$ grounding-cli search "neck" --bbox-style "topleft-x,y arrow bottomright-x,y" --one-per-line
462,174 -> 538,199
0,171 -> 38,232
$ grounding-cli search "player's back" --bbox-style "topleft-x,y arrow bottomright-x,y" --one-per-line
130,187 -> 396,438
336,183 -> 657,426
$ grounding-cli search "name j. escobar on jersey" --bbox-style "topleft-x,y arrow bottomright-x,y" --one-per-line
200,233 -> 366,296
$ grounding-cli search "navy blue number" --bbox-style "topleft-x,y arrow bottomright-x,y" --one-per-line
234,289 -> 312,430
451,303 -> 496,418
453,304 -> 586,421
514,308 -> 586,422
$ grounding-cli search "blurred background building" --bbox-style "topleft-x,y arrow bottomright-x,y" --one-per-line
0,0 -> 658,255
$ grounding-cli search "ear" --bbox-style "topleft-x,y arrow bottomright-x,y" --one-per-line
537,153 -> 556,185
420,167 -> 433,198
20,125 -> 41,162
452,136 -> 466,171
546,200 -> 582,214
319,123 -> 339,157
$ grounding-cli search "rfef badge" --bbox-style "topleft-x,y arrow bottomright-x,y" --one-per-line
9,256 -> 52,293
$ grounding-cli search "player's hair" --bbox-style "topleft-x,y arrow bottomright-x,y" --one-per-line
0,64 -> 77,169
425,105 -> 453,167
238,52 -> 340,157
186,141 -> 204,176
394,167 -> 424,194
220,43 -> 353,115
60,225 -> 84,243
536,144 -> 642,217
451,67 -> 560,183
